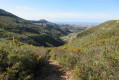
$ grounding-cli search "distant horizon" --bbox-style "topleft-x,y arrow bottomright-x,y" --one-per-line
0,0 -> 119,22
52,21 -> 100,25
0,8 -> 114,25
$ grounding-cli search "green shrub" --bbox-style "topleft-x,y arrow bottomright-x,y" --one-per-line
0,41 -> 50,79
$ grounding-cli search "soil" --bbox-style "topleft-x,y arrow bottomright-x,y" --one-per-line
45,60 -> 73,80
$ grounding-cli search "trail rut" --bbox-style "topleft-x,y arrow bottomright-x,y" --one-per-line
45,60 -> 73,80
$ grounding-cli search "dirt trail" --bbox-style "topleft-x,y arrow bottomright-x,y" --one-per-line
45,60 -> 73,80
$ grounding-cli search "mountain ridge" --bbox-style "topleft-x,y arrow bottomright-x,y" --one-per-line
0,9 -> 84,47
0,9 -> 19,18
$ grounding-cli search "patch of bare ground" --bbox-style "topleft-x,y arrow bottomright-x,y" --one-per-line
45,60 -> 73,80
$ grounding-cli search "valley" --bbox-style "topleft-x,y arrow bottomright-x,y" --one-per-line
0,9 -> 119,80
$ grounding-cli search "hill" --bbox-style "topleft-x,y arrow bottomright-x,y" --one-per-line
0,9 -> 18,18
1,9 -> 118,80
0,9 -> 84,47
0,9 -> 86,80
31,19 -> 49,23
51,20 -> 119,80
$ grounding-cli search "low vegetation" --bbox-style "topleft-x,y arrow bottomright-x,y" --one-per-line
0,9 -> 119,80
50,20 -> 119,80
0,39 -> 50,80
0,9 -> 84,47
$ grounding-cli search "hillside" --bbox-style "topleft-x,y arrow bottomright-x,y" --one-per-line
31,19 -> 50,23
0,9 -> 18,18
0,9 -> 84,47
1,9 -> 119,80
51,20 -> 119,80
61,33 -> 78,43
57,24 -> 87,33
0,9 -> 88,80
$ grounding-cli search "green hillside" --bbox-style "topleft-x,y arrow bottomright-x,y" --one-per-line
1,9 -> 119,80
51,20 -> 119,80
0,9 -> 78,47
0,9 -> 85,79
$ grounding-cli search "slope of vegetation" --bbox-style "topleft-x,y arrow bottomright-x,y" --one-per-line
58,24 -> 86,33
2,9 -> 119,80
0,40 -> 50,79
0,16 -> 64,47
0,9 -> 85,80
0,9 -> 83,47
50,20 -> 119,80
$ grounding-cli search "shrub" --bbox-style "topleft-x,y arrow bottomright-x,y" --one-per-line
0,41 -> 50,79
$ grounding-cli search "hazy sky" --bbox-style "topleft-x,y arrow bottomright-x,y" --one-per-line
0,0 -> 119,23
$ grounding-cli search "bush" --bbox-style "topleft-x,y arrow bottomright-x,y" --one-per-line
0,41 -> 50,79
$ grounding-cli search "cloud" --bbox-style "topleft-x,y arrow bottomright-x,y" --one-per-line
16,6 -> 33,10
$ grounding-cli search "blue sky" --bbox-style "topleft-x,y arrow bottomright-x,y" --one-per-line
0,0 -> 119,23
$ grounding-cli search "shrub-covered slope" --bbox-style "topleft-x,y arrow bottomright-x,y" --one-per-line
0,9 -> 87,79
0,40 -> 50,79
0,9 -> 77,47
51,20 -> 119,80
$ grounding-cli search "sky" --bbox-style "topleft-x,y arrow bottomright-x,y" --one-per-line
0,0 -> 119,23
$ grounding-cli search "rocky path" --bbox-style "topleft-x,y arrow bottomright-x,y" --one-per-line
45,60 -> 73,80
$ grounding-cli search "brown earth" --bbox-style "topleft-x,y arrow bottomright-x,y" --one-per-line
45,60 -> 73,80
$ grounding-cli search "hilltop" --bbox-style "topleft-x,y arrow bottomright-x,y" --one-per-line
0,9 -> 18,18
